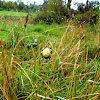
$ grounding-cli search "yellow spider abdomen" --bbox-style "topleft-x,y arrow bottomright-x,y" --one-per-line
42,48 -> 51,57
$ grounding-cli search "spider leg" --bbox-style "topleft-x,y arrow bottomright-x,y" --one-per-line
49,56 -> 51,60
41,56 -> 44,61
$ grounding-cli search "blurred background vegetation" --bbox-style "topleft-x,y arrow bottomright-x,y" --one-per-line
0,0 -> 99,24
0,0 -> 100,99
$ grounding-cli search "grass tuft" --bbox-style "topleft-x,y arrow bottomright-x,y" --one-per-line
0,11 -> 100,99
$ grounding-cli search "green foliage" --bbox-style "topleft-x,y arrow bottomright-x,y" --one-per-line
0,8 -> 3,11
74,10 -> 99,25
67,0 -> 72,10
76,0 -> 99,13
74,0 -> 99,25
0,0 -> 40,13
17,2 -> 25,10
33,0 -> 72,24
33,26 -> 43,32
39,20 -> 45,25
32,9 -> 70,24
32,11 -> 59,24
0,10 -> 100,100
36,0 -> 100,24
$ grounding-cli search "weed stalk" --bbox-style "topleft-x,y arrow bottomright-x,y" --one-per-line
0,41 -> 12,100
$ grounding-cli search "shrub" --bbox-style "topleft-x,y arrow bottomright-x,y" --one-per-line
32,11 -> 66,24
74,10 -> 99,25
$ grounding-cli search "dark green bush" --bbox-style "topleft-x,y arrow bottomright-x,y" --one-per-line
74,10 -> 99,25
32,11 -> 66,24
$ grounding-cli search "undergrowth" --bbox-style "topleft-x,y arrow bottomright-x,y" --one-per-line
0,13 -> 100,100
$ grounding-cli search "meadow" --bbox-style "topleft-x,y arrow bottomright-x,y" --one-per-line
0,11 -> 100,100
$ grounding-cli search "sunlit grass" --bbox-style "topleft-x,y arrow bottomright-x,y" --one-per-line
0,12 -> 100,100
0,11 -> 36,17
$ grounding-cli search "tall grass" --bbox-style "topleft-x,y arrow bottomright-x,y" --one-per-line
0,12 -> 100,100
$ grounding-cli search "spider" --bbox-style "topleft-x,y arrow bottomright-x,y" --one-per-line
41,47 -> 52,64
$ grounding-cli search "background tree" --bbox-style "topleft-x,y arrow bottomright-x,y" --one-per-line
76,0 -> 99,13
85,0 -> 89,11
42,0 -> 48,11
74,0 -> 99,25
47,0 -> 64,14
0,0 -> 3,8
67,0 -> 72,10
7,1 -> 15,9
77,3 -> 85,13
17,2 -> 24,10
